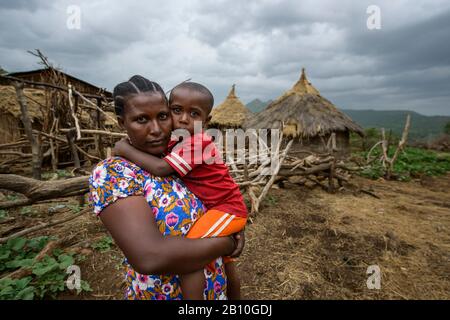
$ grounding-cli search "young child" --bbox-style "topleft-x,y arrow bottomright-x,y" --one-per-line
113,82 -> 247,300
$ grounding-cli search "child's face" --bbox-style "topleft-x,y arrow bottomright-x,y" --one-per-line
118,93 -> 173,155
169,87 -> 212,135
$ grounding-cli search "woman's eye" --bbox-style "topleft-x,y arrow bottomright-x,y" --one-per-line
171,107 -> 181,114
159,113 -> 169,120
136,117 -> 147,123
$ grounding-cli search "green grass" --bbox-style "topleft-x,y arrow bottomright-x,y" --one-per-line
355,147 -> 450,181
91,236 -> 114,253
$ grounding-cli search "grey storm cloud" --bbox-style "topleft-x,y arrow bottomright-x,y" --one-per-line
0,0 -> 449,116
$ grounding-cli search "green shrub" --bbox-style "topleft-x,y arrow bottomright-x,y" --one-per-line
0,237 -> 91,300
91,236 -> 114,252
355,147 -> 450,180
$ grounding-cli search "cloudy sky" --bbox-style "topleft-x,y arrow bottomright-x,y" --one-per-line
1,0 -> 449,115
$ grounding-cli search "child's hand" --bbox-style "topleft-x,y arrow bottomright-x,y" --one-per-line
229,230 -> 245,258
113,137 -> 131,157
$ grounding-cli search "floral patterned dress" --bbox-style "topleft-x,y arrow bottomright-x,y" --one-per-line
89,157 -> 227,300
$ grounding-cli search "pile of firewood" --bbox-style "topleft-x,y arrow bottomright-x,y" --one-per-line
225,131 -> 355,215
0,50 -> 123,178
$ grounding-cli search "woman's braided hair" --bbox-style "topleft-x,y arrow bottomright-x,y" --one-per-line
113,75 -> 167,116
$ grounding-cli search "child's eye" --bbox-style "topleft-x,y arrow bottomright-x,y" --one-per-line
190,111 -> 199,117
171,107 -> 181,114
159,113 -> 169,120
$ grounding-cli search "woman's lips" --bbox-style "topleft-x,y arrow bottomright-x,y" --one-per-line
145,139 -> 166,146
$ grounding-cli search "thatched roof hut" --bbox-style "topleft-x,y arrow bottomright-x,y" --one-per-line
209,85 -> 252,129
245,68 -> 364,155
8,68 -> 112,97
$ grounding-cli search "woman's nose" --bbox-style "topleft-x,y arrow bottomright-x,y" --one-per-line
147,120 -> 162,136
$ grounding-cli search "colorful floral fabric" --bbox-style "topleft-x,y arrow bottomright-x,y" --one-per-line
89,157 -> 227,300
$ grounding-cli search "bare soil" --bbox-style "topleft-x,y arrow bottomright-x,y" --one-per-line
2,173 -> 449,300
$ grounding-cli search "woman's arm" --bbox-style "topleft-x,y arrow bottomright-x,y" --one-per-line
100,195 -> 236,275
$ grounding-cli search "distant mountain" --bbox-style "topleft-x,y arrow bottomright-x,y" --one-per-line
342,109 -> 450,140
246,99 -> 272,113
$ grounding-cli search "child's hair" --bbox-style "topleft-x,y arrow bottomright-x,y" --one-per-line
169,82 -> 214,113
113,75 -> 167,116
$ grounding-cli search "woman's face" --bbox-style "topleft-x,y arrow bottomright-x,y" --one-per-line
118,93 -> 173,155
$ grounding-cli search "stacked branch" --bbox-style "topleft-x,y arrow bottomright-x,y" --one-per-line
0,50 -> 122,176
227,131 -> 351,215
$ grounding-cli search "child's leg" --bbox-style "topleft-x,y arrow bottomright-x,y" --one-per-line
179,270 -> 206,300
224,261 -> 241,300
184,209 -> 247,300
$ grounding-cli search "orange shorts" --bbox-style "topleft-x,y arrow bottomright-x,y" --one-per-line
186,209 -> 247,267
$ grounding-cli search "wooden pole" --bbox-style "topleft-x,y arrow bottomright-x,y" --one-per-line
66,130 -> 80,169
13,81 -> 42,179
96,98 -> 105,158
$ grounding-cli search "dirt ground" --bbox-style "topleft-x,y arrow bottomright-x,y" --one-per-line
2,173 -> 449,300
239,173 -> 450,299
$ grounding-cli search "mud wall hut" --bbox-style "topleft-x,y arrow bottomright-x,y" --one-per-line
0,68 -> 114,144
0,85 -> 45,145
0,68 -> 116,167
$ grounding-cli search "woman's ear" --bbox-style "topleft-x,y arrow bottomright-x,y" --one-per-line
117,116 -> 125,130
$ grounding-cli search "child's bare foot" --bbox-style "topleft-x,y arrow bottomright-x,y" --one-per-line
180,269 -> 206,300
225,262 -> 241,300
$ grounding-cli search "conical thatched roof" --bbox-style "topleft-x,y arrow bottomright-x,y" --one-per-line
210,85 -> 252,128
245,68 -> 364,138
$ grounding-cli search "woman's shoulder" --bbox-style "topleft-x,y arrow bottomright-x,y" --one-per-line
89,157 -> 150,215
92,157 -> 140,173
90,157 -> 180,187
89,157 -> 144,188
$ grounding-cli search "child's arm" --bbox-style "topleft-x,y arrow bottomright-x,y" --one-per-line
113,138 -> 175,176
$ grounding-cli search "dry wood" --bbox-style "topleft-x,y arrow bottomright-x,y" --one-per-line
0,207 -> 89,244
388,114 -> 411,177
0,151 -> 32,157
13,81 -> 42,179
370,114 -> 411,179
0,140 -> 28,149
0,174 -> 89,209
256,140 -> 293,204
359,189 -> 380,199
73,88 -> 118,126
66,131 -> 81,169
48,119 -> 58,171
306,176 -> 329,191
59,128 -> 126,138
68,84 -> 81,140
0,74 -> 111,100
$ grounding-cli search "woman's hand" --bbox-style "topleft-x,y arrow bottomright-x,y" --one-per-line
228,230 -> 245,258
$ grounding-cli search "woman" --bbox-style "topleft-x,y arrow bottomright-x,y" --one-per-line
89,75 -> 244,300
